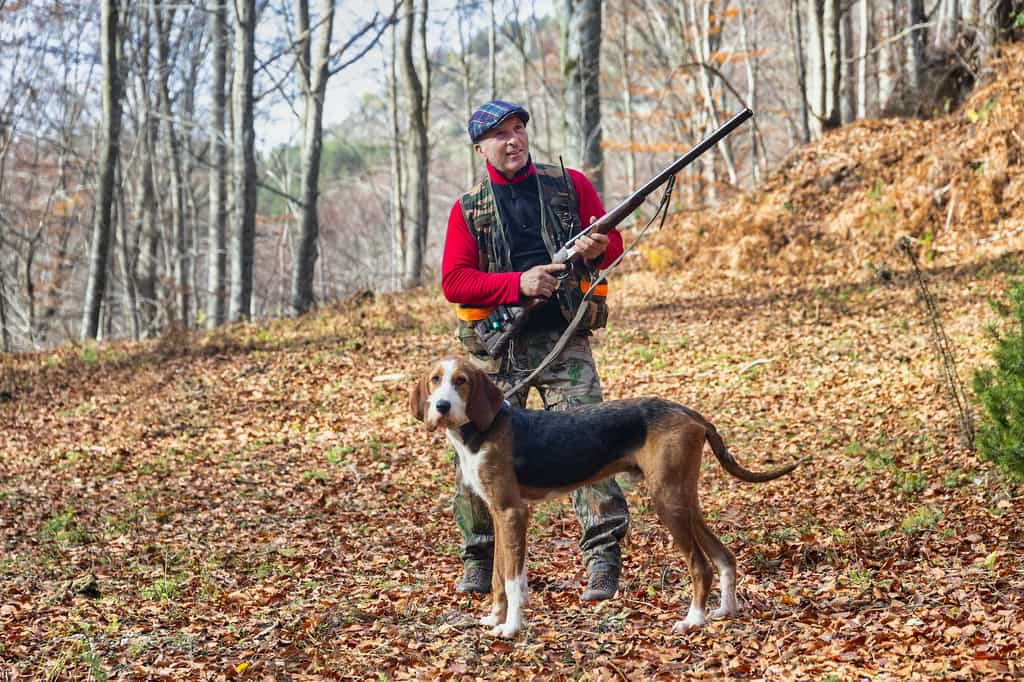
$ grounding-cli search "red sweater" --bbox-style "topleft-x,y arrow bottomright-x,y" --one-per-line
441,161 -> 623,307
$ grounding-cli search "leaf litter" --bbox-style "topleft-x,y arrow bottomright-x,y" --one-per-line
3,43 -> 1024,682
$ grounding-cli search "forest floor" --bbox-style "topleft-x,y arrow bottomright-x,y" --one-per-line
3,44 -> 1024,682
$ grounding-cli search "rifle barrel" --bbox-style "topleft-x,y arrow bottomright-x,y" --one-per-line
553,108 -> 753,264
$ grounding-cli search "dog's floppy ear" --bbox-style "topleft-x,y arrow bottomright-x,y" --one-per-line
466,366 -> 505,431
409,374 -> 427,422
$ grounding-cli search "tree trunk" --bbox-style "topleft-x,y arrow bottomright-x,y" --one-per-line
153,0 -> 189,328
457,5 -> 476,188
290,0 -> 335,316
618,1 -> 636,192
806,0 -> 825,138
790,0 -> 812,142
230,0 -> 258,321
0,267 -> 8,353
822,0 -> 842,130
906,0 -> 927,94
81,0 -> 122,341
388,17 -> 406,292
878,1 -> 897,111
207,0 -> 228,328
400,0 -> 430,289
737,0 -> 762,183
857,0 -> 871,119
488,0 -> 497,99
978,0 -> 1013,72
841,1 -> 855,123
563,0 -> 604,195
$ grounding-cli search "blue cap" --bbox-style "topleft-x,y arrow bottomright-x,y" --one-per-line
467,100 -> 530,143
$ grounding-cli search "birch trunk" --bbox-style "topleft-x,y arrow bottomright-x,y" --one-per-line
806,0 -> 825,138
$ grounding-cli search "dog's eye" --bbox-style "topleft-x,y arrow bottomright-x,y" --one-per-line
430,375 -> 440,385
453,376 -> 466,386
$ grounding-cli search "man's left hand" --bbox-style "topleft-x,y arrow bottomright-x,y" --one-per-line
575,232 -> 608,261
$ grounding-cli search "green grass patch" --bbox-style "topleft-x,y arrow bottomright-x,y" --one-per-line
901,506 -> 943,534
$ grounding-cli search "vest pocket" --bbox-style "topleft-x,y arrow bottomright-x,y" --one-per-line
457,319 -> 490,357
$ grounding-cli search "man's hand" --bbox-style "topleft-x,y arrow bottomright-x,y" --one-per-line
575,216 -> 609,261
574,232 -> 609,261
519,263 -> 566,299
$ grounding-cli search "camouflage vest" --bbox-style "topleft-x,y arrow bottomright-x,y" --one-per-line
454,163 -> 609,355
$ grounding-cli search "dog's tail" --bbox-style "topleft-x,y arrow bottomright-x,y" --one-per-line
680,406 -> 805,483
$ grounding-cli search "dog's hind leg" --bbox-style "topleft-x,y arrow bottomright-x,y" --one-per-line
648,492 -> 714,633
693,518 -> 740,619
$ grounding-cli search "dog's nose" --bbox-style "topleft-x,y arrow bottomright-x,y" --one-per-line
435,400 -> 451,415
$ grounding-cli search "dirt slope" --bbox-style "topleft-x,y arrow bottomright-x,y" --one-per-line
642,43 -> 1024,282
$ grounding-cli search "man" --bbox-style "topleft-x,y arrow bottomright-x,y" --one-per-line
440,100 -> 630,601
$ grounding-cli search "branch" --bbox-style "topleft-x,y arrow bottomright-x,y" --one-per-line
328,10 -> 398,77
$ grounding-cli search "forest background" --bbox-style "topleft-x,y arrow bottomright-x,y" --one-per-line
2,0 -> 1019,350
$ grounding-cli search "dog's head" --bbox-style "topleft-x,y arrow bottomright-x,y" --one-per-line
409,358 -> 505,432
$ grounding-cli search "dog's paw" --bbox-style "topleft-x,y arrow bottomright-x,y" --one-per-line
489,622 -> 520,639
710,604 -> 739,620
671,619 -> 704,634
479,614 -> 500,627
672,605 -> 706,633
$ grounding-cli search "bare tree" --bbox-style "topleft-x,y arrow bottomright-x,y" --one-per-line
399,0 -> 430,289
290,0 -> 336,315
207,0 -> 229,328
152,0 -> 190,328
290,2 -> 392,315
563,0 -> 604,194
230,0 -> 258,322
388,15 -> 406,292
82,0 -> 123,341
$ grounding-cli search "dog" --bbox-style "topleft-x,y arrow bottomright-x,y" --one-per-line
410,357 -> 801,638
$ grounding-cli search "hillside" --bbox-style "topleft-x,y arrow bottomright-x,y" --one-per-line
643,43 -> 1024,283
2,48 -> 1024,681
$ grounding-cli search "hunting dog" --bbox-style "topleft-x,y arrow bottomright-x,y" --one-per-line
410,358 -> 801,638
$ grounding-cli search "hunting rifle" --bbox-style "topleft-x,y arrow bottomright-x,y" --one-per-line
475,107 -> 754,358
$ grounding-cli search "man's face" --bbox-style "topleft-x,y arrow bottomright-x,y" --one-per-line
474,116 -> 529,178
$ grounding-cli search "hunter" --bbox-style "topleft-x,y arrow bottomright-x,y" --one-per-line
440,99 -> 630,601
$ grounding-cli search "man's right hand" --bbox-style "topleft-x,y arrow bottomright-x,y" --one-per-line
519,263 -> 566,299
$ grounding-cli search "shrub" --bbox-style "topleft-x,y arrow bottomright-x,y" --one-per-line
972,276 -> 1024,480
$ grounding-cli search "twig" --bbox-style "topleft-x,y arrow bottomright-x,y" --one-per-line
978,225 -> 1024,245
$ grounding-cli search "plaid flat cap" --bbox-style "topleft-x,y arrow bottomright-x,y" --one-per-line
467,100 -> 530,143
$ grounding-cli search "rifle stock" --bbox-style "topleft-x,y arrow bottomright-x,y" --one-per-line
475,108 -> 754,357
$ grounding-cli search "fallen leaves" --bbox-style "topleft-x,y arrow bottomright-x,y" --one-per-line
3,52 -> 1024,679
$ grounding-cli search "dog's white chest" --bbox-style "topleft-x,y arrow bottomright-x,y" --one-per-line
448,431 -> 489,503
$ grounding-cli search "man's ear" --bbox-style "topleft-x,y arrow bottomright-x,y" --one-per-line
466,367 -> 505,431
409,377 -> 426,422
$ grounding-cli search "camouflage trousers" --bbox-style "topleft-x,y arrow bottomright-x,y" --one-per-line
453,329 -> 630,571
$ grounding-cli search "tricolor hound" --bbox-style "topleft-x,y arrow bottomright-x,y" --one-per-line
410,358 -> 801,638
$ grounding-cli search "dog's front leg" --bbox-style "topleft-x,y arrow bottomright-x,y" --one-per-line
488,505 -> 528,639
480,517 -> 507,629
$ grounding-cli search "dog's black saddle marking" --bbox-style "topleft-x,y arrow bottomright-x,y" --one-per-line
506,401 -> 654,488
